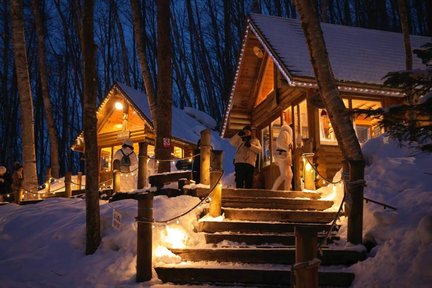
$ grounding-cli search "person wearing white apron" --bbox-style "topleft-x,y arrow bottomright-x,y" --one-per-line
272,124 -> 293,191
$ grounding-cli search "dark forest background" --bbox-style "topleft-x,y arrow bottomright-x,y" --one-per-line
0,0 -> 431,180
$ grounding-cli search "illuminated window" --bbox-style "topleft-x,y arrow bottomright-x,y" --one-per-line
100,147 -> 112,172
255,57 -> 275,107
261,126 -> 271,167
351,99 -> 383,144
299,100 -> 309,139
319,109 -> 337,144
147,145 -> 155,157
173,146 -> 183,158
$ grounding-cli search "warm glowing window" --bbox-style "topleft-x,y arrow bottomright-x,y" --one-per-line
351,99 -> 382,144
261,126 -> 271,167
173,146 -> 183,158
147,145 -> 155,157
255,57 -> 275,107
294,100 -> 309,141
100,147 -> 112,172
319,109 -> 337,144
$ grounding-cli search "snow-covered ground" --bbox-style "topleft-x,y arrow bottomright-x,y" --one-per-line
1,134 -> 431,287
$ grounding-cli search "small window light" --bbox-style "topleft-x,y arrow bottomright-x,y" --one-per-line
115,101 -> 123,110
253,46 -> 264,58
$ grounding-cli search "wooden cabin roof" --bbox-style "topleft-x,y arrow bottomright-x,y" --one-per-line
250,13 -> 430,85
72,82 -> 208,151
221,14 -> 431,137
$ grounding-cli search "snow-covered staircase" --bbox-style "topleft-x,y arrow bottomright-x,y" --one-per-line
155,188 -> 364,287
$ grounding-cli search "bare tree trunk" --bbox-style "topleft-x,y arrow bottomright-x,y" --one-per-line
10,0 -> 38,198
294,0 -> 365,245
32,0 -> 60,179
130,0 -> 157,117
155,0 -> 172,173
398,0 -> 413,71
81,0 -> 101,255
113,1 -> 131,86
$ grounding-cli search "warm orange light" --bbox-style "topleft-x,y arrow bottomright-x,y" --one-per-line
162,226 -> 187,248
115,101 -> 123,110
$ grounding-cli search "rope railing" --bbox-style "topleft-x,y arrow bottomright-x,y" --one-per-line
132,171 -> 224,225
302,153 -> 343,185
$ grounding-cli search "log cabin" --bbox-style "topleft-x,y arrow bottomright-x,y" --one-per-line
221,13 -> 431,190
72,82 -> 204,185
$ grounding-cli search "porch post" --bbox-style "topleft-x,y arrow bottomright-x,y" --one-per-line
136,192 -> 153,282
138,142 -> 148,189
293,225 -> 320,288
45,167 -> 51,197
200,129 -> 211,185
65,171 -> 72,197
209,150 -> 223,217
77,172 -> 83,190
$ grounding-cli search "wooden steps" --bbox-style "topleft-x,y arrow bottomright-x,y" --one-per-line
223,208 -> 338,223
156,265 -> 355,287
222,197 -> 333,210
154,187 -> 361,287
197,220 -> 339,234
203,231 -> 340,245
168,247 -> 364,265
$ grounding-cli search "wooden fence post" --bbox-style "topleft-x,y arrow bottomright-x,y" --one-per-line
347,160 -> 365,245
138,142 -> 148,189
77,172 -> 83,190
200,129 -> 211,185
293,225 -> 320,288
209,150 -> 223,217
45,167 -> 51,197
65,172 -> 72,198
136,193 -> 153,282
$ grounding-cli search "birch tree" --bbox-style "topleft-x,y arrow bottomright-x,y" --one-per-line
10,0 -> 38,198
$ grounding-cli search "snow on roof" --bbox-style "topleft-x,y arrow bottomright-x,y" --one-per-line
249,13 -> 431,86
115,82 -> 212,145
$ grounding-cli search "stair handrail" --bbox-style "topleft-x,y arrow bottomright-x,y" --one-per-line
363,196 -> 397,210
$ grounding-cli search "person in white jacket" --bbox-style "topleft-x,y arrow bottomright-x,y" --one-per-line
272,123 -> 294,191
230,125 -> 262,188
113,139 -> 138,192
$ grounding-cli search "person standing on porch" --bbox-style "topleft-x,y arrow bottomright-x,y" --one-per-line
272,123 -> 294,191
113,139 -> 138,192
230,125 -> 261,188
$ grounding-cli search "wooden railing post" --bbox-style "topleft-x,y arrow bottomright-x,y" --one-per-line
65,172 -> 72,197
293,225 -> 320,288
347,160 -> 365,245
200,129 -> 211,185
136,193 -> 153,282
45,167 -> 51,197
209,150 -> 223,217
77,172 -> 83,190
138,142 -> 148,189
15,188 -> 23,204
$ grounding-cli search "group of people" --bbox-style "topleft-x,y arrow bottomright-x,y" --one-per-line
230,123 -> 293,190
0,162 -> 24,203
